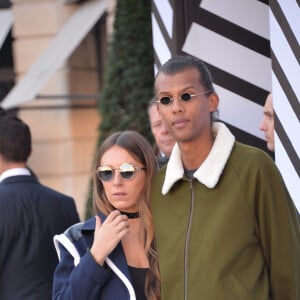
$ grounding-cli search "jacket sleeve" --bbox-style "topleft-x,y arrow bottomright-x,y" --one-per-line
52,242 -> 113,300
252,154 -> 300,300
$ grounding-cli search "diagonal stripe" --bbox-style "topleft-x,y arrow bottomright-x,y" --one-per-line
272,72 -> 300,156
270,12 -> 300,100
192,7 -> 270,57
216,84 -> 265,139
205,62 -> 269,106
278,0 -> 300,44
271,51 -> 300,122
183,23 -> 271,91
151,14 -> 171,70
274,113 -> 300,177
154,51 -> 161,71
152,4 -> 173,51
271,0 -> 300,65
153,0 -> 173,38
200,0 -> 269,39
269,0 -> 300,211
275,133 -> 300,212
257,0 -> 269,4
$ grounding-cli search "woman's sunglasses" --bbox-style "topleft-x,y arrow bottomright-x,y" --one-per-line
96,163 -> 146,181
156,91 -> 211,106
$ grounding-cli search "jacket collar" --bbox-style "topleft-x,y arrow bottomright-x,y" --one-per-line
0,167 -> 31,182
81,212 -> 106,231
0,174 -> 38,184
162,122 -> 235,195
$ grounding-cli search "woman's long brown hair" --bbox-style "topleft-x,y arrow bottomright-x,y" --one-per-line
93,130 -> 161,300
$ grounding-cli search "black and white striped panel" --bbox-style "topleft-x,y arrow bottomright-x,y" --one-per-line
269,0 -> 300,211
182,0 -> 272,151
151,0 -> 299,209
151,0 -> 174,73
151,0 -> 273,154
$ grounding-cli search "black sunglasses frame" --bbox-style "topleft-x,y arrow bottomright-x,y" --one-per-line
156,91 -> 212,106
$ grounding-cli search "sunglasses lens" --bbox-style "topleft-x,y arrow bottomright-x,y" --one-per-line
97,164 -> 141,181
181,93 -> 192,101
97,166 -> 113,181
119,164 -> 135,180
120,170 -> 134,179
159,97 -> 171,105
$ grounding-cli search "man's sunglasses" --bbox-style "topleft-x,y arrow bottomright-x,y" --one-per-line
156,91 -> 212,106
96,163 -> 146,181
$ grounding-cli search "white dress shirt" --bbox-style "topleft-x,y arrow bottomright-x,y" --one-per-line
0,167 -> 31,183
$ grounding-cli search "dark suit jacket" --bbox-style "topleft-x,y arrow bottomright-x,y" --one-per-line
0,175 -> 80,300
157,153 -> 169,168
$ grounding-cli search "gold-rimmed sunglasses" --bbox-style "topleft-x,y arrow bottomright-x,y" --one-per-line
96,163 -> 146,181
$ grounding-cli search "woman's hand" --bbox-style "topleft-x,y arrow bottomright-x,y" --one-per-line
90,210 -> 130,265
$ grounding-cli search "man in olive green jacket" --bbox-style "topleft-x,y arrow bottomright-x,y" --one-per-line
151,55 -> 300,300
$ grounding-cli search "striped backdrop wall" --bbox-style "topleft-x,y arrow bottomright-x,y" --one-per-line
269,0 -> 300,211
151,0 -> 299,211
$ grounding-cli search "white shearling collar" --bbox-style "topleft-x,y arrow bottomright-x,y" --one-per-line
162,122 -> 235,195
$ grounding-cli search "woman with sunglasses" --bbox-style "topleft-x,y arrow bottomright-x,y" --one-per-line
52,131 -> 160,300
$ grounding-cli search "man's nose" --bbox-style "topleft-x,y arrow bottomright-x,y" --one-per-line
171,96 -> 184,113
259,118 -> 267,131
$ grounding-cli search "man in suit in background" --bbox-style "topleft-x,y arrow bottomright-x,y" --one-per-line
148,98 -> 176,168
259,93 -> 274,152
0,115 -> 80,300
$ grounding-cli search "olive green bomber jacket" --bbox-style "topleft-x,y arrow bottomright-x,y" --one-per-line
150,122 -> 300,300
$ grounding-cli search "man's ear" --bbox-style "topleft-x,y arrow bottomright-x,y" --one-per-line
208,92 -> 219,113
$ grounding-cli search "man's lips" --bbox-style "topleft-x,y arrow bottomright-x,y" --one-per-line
172,118 -> 189,128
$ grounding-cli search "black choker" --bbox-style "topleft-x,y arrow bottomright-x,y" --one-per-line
120,211 -> 140,219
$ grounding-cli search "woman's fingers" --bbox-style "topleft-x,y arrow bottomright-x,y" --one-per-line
106,209 -> 121,221
90,211 -> 130,265
94,215 -> 102,229
102,210 -> 129,234
95,210 -> 127,231
115,217 -> 130,234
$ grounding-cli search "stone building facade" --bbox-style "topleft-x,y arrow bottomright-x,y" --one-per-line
0,0 -> 116,219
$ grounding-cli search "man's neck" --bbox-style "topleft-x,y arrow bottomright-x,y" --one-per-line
0,160 -> 27,174
179,132 -> 215,170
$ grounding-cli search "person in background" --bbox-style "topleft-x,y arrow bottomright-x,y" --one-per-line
259,93 -> 274,152
150,55 -> 300,299
259,93 -> 300,220
148,98 -> 176,168
53,130 -> 160,300
0,107 -> 37,177
0,116 -> 80,300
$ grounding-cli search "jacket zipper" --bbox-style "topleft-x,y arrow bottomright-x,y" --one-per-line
184,180 -> 195,300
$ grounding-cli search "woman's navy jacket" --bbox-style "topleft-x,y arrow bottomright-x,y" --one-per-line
52,213 -> 136,300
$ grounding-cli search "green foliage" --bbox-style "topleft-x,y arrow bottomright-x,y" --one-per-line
99,0 -> 154,143
85,0 -> 154,219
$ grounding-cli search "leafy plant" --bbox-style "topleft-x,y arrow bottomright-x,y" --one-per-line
85,0 -> 154,219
